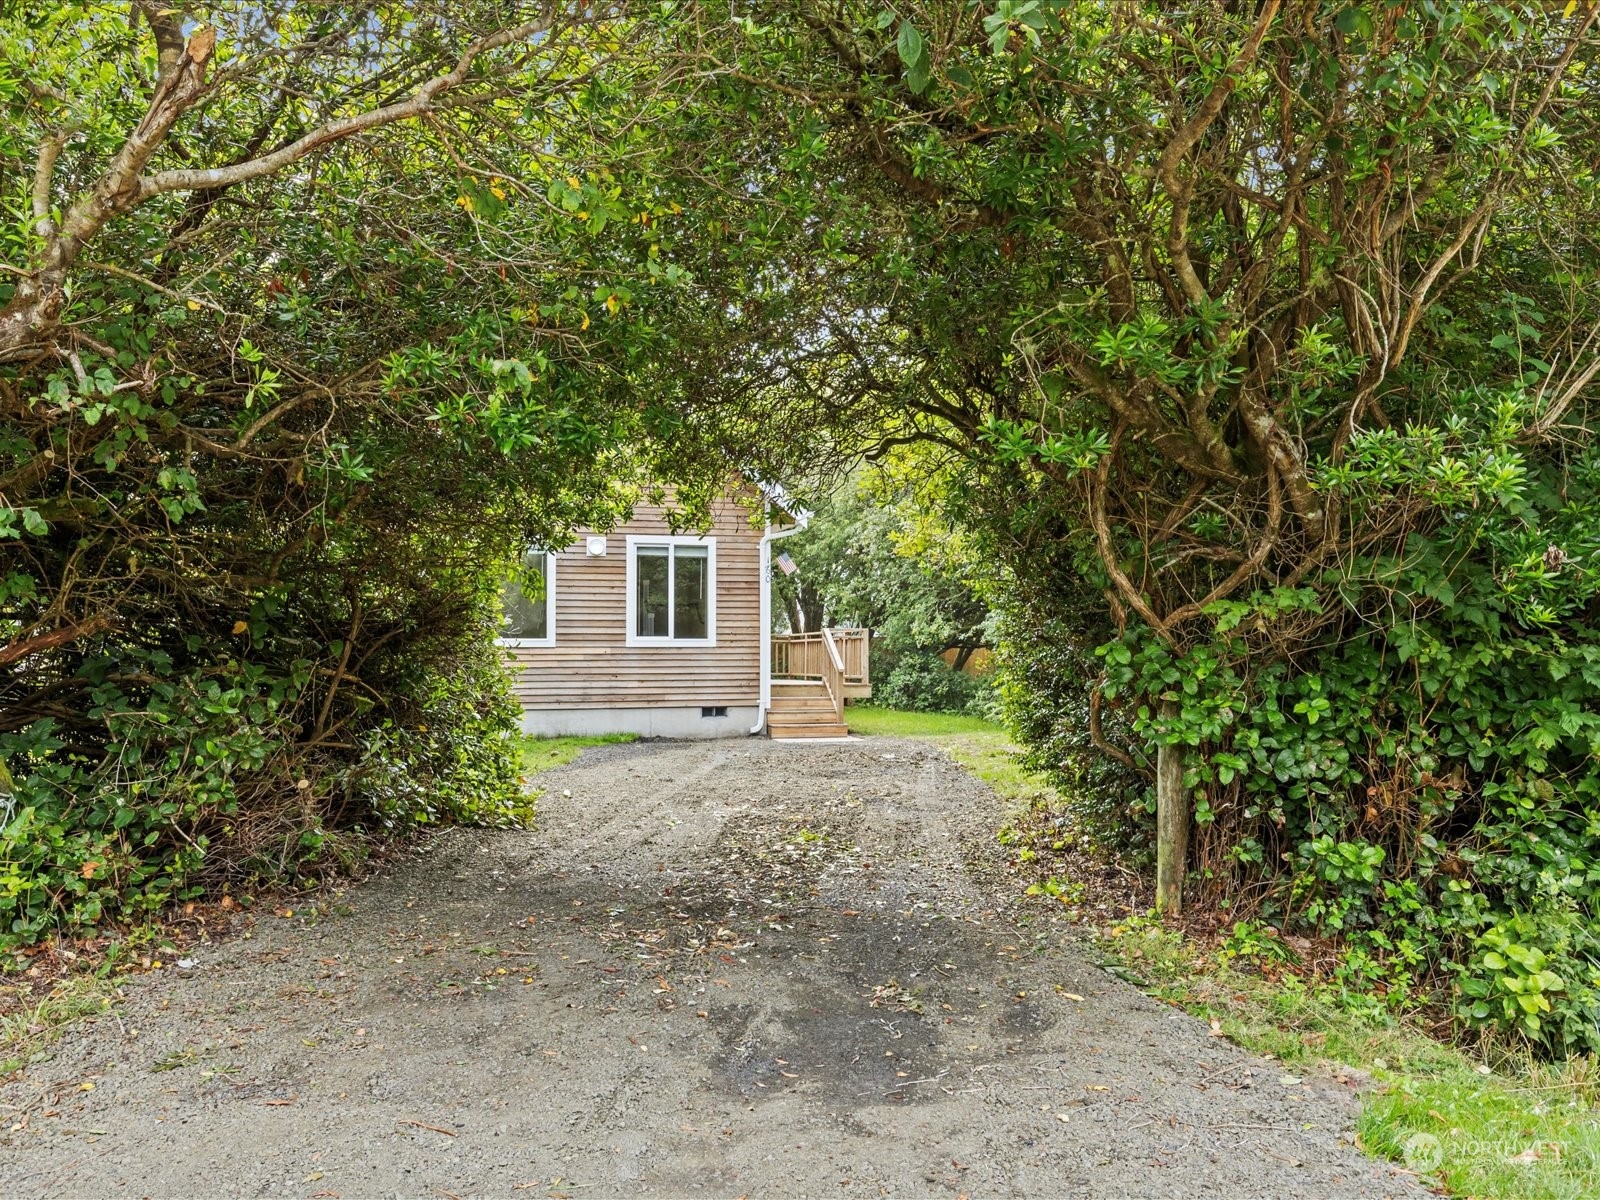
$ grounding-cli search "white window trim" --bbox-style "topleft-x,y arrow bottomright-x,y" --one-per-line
496,549 -> 557,648
625,534 -> 717,647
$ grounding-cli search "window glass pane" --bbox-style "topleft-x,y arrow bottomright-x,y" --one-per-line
499,550 -> 548,639
673,545 -> 709,640
636,546 -> 670,637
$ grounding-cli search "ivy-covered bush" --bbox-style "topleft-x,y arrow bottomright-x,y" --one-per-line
1086,397 -> 1600,1056
0,616 -> 528,952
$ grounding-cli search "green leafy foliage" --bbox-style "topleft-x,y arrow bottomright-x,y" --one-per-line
774,478 -> 993,713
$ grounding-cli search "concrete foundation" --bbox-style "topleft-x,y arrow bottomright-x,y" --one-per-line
518,705 -> 761,739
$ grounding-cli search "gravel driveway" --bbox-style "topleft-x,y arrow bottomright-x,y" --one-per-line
1,738 -> 1423,1198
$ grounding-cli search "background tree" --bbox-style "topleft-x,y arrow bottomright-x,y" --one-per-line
774,471 -> 992,711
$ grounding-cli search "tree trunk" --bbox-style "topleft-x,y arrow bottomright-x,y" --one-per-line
1155,698 -> 1188,915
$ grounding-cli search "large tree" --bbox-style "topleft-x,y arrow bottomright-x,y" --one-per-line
646,0 -> 1600,904
0,2 -> 722,942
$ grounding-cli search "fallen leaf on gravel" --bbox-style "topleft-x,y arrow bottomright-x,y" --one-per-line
1055,1113 -> 1070,1123
1086,1085 -> 1109,1092
309,1192 -> 340,1198
303,1172 -> 323,1182
1208,1020 -> 1224,1036
262,1099 -> 295,1107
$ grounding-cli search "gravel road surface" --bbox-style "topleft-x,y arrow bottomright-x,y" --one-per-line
0,738 -> 1424,1199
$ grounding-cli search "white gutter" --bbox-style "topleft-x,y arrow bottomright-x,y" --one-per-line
750,514 -> 807,735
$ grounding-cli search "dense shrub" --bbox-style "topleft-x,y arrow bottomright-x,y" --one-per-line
993,605 -> 1145,855
1081,411 -> 1600,1056
875,650 -> 988,715
0,607 -> 529,951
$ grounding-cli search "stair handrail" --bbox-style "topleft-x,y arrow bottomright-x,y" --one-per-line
820,626 -> 846,721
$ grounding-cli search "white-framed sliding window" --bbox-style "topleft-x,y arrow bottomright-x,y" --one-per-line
496,547 -> 556,647
625,535 -> 716,647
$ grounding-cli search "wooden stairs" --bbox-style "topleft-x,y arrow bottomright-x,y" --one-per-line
766,679 -> 849,739
766,628 -> 869,739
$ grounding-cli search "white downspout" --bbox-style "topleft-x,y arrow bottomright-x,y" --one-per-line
750,518 -> 804,735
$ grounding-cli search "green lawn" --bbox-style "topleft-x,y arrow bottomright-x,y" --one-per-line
844,704 -> 1001,738
845,705 -> 1053,808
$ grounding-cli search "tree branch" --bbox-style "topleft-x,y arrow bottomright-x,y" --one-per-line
139,16 -> 562,200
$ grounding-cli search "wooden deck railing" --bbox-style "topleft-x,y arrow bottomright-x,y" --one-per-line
830,628 -> 869,691
772,628 -> 871,700
820,628 -> 845,717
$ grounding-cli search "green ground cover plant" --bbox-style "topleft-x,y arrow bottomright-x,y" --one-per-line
1101,917 -> 1600,1200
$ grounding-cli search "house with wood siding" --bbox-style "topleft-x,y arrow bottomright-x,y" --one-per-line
498,485 -> 868,739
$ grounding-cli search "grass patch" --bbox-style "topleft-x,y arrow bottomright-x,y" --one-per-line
846,705 -> 1057,808
844,705 -> 1002,738
517,733 -> 637,777
1101,917 -> 1600,1198
1,975 -> 117,1076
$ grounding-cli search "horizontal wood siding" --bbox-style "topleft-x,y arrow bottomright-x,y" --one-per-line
505,494 -> 763,709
